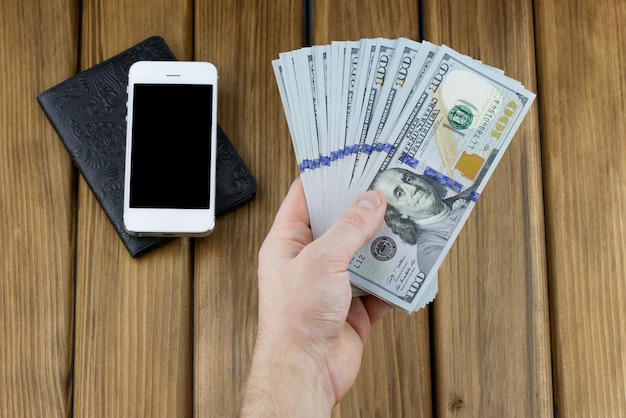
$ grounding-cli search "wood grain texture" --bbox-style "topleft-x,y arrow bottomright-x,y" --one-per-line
311,0 -> 419,45
5,1 -> 626,416
72,0 -> 194,416
423,0 -> 553,416
535,0 -> 626,415
193,0 -> 301,415
0,0 -> 78,416
310,1 -> 433,417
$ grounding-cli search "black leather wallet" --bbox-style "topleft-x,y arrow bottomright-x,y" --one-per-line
37,36 -> 257,257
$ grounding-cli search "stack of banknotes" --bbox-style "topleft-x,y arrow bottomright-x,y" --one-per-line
272,38 -> 535,313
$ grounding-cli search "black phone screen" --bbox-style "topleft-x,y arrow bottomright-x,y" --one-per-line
129,84 -> 213,209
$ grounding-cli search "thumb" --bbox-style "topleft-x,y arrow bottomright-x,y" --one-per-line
308,191 -> 387,270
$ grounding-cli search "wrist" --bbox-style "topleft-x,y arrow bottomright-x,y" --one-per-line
240,339 -> 335,417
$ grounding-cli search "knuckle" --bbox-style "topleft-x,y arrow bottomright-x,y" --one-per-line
340,210 -> 369,239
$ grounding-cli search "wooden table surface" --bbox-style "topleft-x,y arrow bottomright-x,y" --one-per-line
2,0 -> 625,416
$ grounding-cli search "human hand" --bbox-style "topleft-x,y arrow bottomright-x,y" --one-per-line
240,177 -> 392,417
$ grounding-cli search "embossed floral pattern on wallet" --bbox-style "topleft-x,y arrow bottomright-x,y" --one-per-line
37,36 -> 257,257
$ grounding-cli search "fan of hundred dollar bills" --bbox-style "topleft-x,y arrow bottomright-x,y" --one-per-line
272,38 -> 535,313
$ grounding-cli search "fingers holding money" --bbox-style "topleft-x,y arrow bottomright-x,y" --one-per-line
273,39 -> 535,312
303,191 -> 386,273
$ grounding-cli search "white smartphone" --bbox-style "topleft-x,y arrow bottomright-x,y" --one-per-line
123,61 -> 218,237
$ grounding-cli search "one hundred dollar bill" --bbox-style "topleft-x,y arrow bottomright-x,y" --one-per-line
347,45 -> 535,312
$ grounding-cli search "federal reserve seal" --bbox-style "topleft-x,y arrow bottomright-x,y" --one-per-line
371,236 -> 397,261
448,104 -> 474,130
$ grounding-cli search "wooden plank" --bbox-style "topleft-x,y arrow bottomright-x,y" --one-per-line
193,1 -> 302,415
0,1 -> 78,416
310,0 -> 419,46
72,1 -> 194,416
422,1 -> 553,416
310,2 -> 433,417
535,0 -> 626,415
